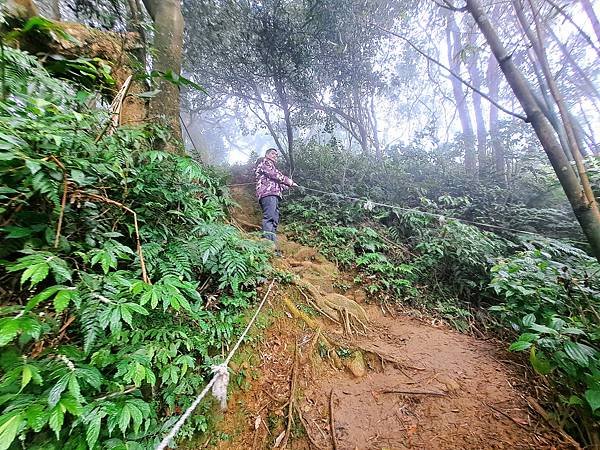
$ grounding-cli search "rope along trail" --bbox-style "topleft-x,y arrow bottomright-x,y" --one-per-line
156,279 -> 276,450
300,186 -> 548,238
153,183 -> 583,448
229,181 -> 585,243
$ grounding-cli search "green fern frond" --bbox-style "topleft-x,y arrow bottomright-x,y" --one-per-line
80,296 -> 102,354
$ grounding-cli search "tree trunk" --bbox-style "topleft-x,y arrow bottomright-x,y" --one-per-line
580,0 -> 600,47
126,0 -> 147,65
486,53 -> 505,184
549,27 -> 599,155
524,47 -> 572,160
141,0 -> 183,145
352,84 -> 371,155
4,0 -> 38,20
579,105 -> 600,155
274,77 -> 295,175
446,13 -> 477,178
369,95 -> 382,158
466,0 -> 600,262
467,46 -> 488,178
513,2 -> 581,163
525,1 -> 597,205
249,82 -> 286,158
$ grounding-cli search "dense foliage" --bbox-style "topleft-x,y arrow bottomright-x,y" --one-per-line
291,135 -> 585,241
282,141 -> 600,445
0,47 -> 270,449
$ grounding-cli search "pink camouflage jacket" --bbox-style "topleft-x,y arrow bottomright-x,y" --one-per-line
255,157 -> 293,199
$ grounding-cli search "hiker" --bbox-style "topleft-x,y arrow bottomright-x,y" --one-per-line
255,148 -> 298,246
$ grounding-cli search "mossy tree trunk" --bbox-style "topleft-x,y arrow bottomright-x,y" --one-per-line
141,0 -> 184,146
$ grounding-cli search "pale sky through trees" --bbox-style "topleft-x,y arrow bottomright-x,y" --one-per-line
36,0 -> 598,167
194,0 -> 600,165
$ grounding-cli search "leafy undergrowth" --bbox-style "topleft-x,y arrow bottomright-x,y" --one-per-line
282,158 -> 600,445
0,47 -> 271,449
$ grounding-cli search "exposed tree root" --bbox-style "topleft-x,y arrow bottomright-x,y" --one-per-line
352,342 -> 427,372
289,260 -> 338,277
294,403 -> 326,450
329,388 -> 339,450
285,294 -> 403,377
283,297 -> 343,370
231,216 -> 261,231
297,287 -> 340,324
284,296 -> 322,330
292,277 -> 369,335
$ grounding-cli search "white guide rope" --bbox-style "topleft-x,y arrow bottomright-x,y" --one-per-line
155,279 -> 276,450
227,181 -> 587,244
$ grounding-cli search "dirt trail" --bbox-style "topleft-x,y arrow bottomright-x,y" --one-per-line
211,187 -> 572,450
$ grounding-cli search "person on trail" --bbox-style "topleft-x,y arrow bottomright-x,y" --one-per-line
255,148 -> 298,248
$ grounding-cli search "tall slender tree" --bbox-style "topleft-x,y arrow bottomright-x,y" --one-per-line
446,12 -> 477,177
486,53 -> 506,183
580,0 -> 600,46
466,33 -> 489,177
465,0 -> 600,261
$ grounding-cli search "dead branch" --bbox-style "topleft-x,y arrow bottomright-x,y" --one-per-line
95,75 -> 133,142
94,385 -> 137,402
280,342 -> 299,449
54,175 -> 68,248
381,389 -> 447,397
484,402 -> 528,430
57,315 -> 76,341
71,191 -> 150,284
526,396 -> 582,449
50,155 -> 68,248
329,388 -> 339,450
262,389 -> 287,404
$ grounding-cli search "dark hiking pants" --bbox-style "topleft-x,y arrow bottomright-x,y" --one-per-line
259,195 -> 279,243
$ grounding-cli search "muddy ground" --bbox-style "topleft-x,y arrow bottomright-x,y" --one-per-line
198,186 -> 575,450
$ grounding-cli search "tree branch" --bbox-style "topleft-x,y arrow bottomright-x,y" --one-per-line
430,0 -> 468,12
247,83 -> 288,159
377,26 -> 528,122
542,0 -> 600,59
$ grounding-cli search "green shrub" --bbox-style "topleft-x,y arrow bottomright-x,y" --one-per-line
0,47 -> 270,449
283,196 -> 416,300
412,220 -> 511,300
291,137 -> 584,243
489,243 -> 600,438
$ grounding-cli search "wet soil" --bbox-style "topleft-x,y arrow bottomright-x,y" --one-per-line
206,186 -> 573,450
